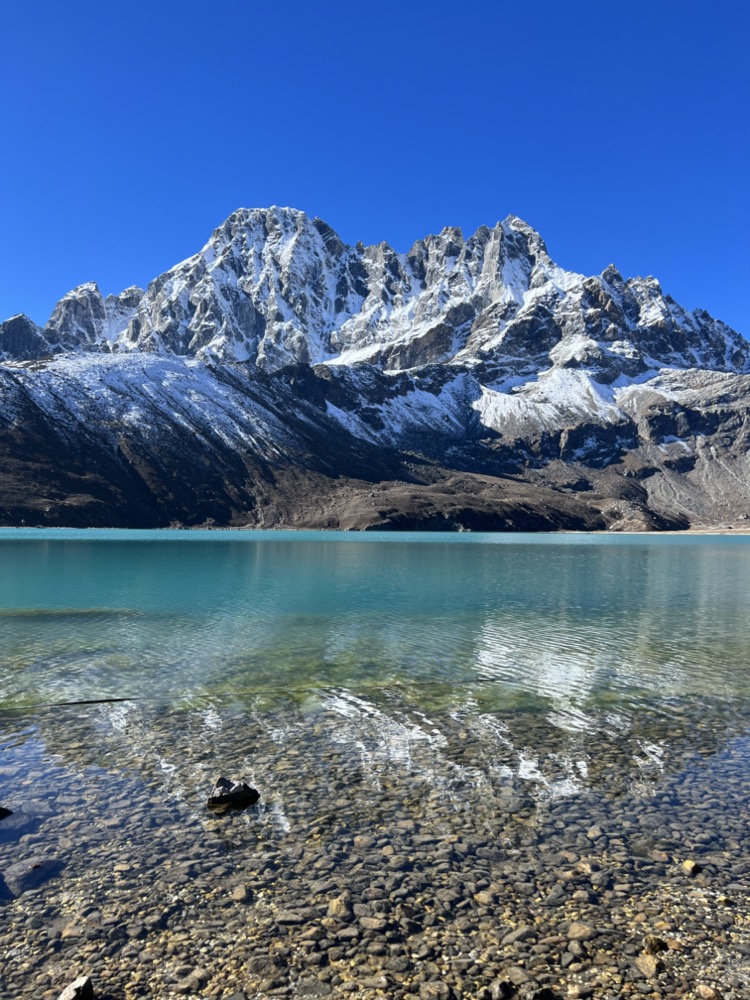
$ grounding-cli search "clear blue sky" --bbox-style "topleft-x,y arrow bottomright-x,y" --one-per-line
1,0 -> 748,335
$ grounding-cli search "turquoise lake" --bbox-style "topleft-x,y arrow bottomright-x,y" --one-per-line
2,530 -> 750,998
1,529 -> 749,717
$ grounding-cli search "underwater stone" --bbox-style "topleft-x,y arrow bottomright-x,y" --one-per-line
207,776 -> 260,813
0,806 -> 40,844
682,859 -> 702,877
2,856 -> 63,897
57,976 -> 94,1000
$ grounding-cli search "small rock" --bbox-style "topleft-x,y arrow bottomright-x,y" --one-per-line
489,982 -> 514,1000
327,892 -> 352,920
359,915 -> 387,931
206,776 -> 259,813
502,924 -> 534,945
506,965 -> 530,985
474,890 -> 495,906
61,922 -> 85,940
643,934 -> 668,954
361,976 -> 390,991
648,849 -> 670,863
695,986 -> 722,1000
296,979 -> 331,996
337,926 -> 360,941
682,859 -> 702,877
387,854 -> 409,870
57,976 -> 94,1000
276,909 -> 311,925
634,953 -> 663,978
230,883 -> 251,903
567,921 -> 595,941
419,983 -> 450,1000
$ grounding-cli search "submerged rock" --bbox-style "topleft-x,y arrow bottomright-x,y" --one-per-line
207,776 -> 260,813
682,858 -> 703,876
2,856 -> 64,897
635,953 -> 664,978
695,986 -> 723,1000
0,806 -> 40,844
57,976 -> 95,1000
566,920 -> 596,940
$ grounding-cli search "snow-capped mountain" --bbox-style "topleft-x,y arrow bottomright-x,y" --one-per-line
7,207 -> 747,376
1,207 -> 748,530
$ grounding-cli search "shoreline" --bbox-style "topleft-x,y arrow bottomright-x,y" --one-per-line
1,523 -> 750,535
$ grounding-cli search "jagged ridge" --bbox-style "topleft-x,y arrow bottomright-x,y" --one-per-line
0,207 -> 748,531
3,207 -> 747,376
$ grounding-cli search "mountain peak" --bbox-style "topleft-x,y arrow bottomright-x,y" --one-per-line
2,207 -> 745,378
499,215 -> 550,259
601,263 -> 623,285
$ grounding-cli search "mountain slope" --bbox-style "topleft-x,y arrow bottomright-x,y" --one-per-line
0,207 -> 747,531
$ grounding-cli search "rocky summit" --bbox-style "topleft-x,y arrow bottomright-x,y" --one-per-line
1,206 -> 749,530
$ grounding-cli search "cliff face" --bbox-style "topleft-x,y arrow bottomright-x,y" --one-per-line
1,208 -> 748,531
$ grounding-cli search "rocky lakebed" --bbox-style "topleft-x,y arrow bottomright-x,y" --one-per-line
1,692 -> 749,1000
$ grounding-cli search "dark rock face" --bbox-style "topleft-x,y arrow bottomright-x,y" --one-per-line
0,314 -> 48,360
0,207 -> 748,531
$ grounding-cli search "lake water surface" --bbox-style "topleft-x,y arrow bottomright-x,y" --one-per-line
1,530 -> 749,999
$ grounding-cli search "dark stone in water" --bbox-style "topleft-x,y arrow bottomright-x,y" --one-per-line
0,806 -> 12,820
207,776 -> 260,813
